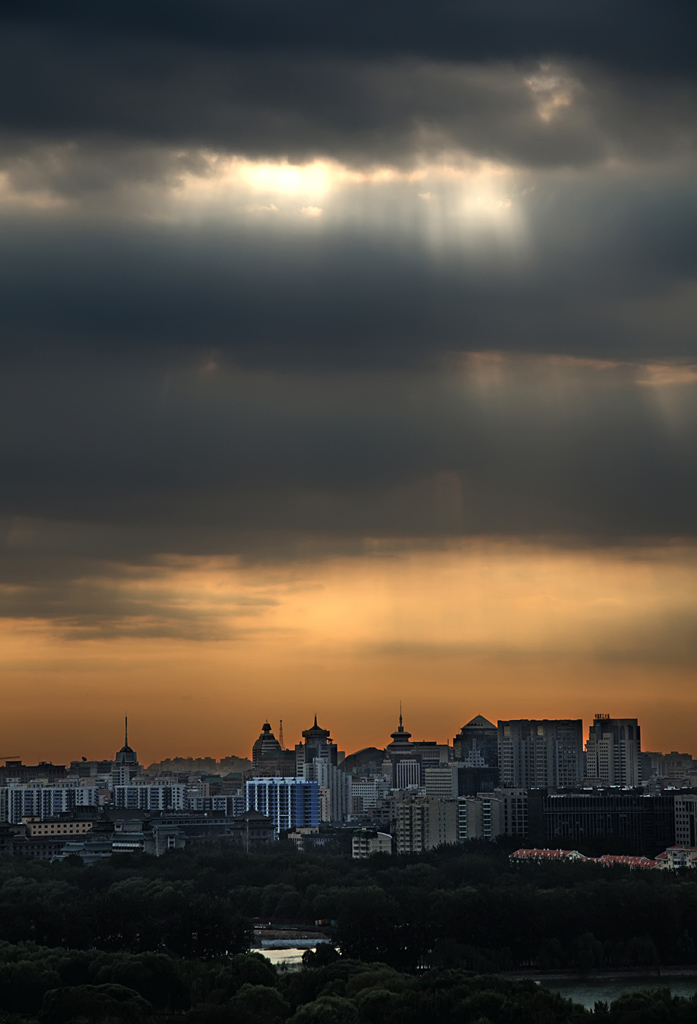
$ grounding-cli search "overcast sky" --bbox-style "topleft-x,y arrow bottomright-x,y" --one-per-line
1,1 -> 695,761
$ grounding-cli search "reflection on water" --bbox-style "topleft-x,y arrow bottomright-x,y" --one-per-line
542,976 -> 697,1010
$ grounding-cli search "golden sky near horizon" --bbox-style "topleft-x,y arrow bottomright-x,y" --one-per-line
2,539 -> 695,765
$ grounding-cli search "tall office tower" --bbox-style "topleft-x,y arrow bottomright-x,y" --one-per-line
498,720 -> 584,789
303,758 -> 352,823
453,714 -> 500,793
674,793 -> 697,847
395,795 -> 459,854
244,777 -> 320,837
456,794 -> 506,841
453,715 -> 499,768
252,722 -> 297,777
111,718 -> 140,786
384,710 -> 447,787
585,716 -> 641,786
384,711 -> 418,788
295,717 -> 338,775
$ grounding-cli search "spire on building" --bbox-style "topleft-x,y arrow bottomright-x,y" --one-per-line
388,707 -> 412,748
114,716 -> 138,768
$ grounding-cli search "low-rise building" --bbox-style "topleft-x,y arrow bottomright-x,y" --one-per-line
352,828 -> 392,858
656,846 -> 697,869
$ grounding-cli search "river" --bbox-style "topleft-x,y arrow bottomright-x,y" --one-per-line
540,974 -> 697,1009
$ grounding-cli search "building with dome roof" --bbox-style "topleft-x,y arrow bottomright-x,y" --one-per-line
251,722 -> 297,777
453,715 -> 499,767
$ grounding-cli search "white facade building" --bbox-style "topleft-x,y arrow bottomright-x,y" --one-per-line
1,783 -> 98,824
585,716 -> 641,786
245,777 -> 320,837
112,783 -> 187,812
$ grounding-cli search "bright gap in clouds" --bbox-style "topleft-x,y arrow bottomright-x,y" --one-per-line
167,154 -> 528,250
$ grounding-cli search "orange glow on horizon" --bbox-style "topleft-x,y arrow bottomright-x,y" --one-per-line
1,540 -> 696,765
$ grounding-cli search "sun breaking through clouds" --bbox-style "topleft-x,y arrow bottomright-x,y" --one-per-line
0,0 -> 696,761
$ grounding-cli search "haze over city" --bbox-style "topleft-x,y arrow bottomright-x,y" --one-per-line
1,2 -> 696,765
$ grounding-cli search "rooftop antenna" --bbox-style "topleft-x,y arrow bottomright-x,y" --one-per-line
124,715 -> 128,747
399,701 -> 403,729
279,719 -> 284,748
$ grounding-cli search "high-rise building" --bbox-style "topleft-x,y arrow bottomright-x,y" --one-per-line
384,710 -> 448,787
424,765 -> 459,799
295,718 -> 338,774
251,722 -> 297,777
641,751 -> 696,784
453,715 -> 499,769
495,787 -> 529,836
498,719 -> 583,789
303,759 -> 351,823
111,718 -> 140,787
350,776 -> 391,816
674,793 -> 697,847
395,795 -> 459,854
456,794 -> 505,841
585,716 -> 641,787
244,777 -> 320,837
384,711 -> 416,788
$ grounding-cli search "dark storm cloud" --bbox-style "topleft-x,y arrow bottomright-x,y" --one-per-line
3,0 -> 695,73
1,357 -> 695,540
0,8 -> 696,171
0,165 -> 695,366
0,0 -> 695,638
1,352 -> 696,629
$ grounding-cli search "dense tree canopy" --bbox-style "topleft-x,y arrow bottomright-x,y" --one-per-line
0,843 -> 697,1023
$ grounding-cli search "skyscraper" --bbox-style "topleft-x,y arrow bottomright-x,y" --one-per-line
453,714 -> 500,793
453,715 -> 499,768
111,718 -> 140,786
585,716 -> 641,787
252,722 -> 297,777
498,719 -> 584,789
295,717 -> 338,774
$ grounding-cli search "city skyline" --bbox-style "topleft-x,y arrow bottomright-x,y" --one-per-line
0,707 -> 689,769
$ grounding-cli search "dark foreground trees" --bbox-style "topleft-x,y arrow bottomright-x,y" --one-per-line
1,947 -> 697,1024
1,842 -> 697,1022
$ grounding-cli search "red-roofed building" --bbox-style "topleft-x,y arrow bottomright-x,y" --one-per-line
596,854 -> 666,870
511,848 -> 587,863
510,848 -> 669,869
656,846 -> 697,869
